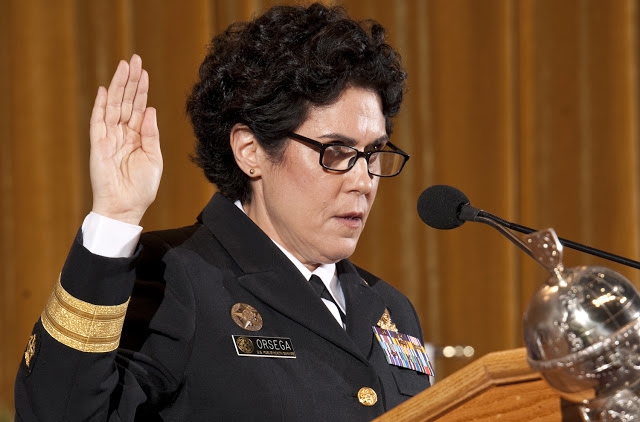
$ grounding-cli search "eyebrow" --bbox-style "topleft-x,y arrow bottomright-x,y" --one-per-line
317,133 -> 389,147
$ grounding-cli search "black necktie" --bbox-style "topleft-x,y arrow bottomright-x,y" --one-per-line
309,274 -> 346,323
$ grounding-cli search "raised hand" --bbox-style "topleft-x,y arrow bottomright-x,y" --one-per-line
89,54 -> 163,225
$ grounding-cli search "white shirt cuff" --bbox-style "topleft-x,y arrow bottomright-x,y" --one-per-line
81,212 -> 142,258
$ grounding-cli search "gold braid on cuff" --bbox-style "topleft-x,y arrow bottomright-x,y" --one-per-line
41,278 -> 130,353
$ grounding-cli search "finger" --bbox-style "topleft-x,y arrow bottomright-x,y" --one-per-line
140,107 -> 162,157
105,60 -> 130,128
89,86 -> 108,144
120,54 -> 143,124
128,69 -> 149,133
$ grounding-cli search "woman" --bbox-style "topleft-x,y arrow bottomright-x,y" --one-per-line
15,3 -> 431,420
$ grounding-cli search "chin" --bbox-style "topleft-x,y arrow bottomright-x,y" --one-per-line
323,243 -> 358,263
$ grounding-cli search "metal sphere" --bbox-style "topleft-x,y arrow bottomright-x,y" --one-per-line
523,265 -> 640,403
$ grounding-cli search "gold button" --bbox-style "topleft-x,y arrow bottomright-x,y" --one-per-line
357,387 -> 377,406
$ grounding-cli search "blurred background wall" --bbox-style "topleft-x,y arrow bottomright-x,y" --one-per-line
1,0 -> 639,416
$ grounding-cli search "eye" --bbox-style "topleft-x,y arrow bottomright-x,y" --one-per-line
367,142 -> 386,152
326,145 -> 354,157
322,145 -> 357,170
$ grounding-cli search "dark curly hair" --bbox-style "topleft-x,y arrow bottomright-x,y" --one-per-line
186,2 -> 406,203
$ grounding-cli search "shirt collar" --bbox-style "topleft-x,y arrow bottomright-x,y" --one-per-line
233,200 -> 336,284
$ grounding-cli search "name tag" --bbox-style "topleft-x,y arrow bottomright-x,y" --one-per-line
232,335 -> 296,358
373,327 -> 434,376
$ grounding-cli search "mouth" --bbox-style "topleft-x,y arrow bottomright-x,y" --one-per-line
337,211 -> 364,219
335,212 -> 365,228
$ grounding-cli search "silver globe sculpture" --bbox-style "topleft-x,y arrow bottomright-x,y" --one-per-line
523,229 -> 640,421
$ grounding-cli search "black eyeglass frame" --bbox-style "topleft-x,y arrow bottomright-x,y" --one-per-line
287,132 -> 410,177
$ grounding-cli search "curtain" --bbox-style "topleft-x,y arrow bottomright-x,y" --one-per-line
1,0 -> 638,413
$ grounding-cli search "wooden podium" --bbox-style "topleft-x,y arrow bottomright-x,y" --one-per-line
375,348 -> 583,421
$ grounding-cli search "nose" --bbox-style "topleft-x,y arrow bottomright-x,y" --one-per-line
349,155 -> 373,194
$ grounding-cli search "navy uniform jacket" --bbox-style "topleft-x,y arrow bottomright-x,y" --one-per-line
15,193 -> 430,421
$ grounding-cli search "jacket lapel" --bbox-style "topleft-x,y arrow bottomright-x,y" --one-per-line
338,261 -> 387,358
236,269 -> 367,361
199,194 -> 370,363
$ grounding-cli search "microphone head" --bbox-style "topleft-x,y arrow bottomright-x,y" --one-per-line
417,185 -> 470,230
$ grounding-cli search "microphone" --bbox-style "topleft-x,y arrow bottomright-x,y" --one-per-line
417,185 -> 640,270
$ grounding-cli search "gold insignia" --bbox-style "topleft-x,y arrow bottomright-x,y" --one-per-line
235,336 -> 254,354
230,303 -> 263,331
41,277 -> 129,353
377,309 -> 398,332
357,387 -> 378,406
24,334 -> 37,368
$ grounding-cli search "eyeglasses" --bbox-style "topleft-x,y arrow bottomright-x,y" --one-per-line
287,132 -> 409,177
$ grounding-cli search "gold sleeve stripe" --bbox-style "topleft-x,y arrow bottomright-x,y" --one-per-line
40,279 -> 130,353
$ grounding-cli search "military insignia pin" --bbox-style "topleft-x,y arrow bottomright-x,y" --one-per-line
24,334 -> 37,369
230,303 -> 263,331
377,308 -> 398,333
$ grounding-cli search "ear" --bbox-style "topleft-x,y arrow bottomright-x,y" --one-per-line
229,123 -> 261,177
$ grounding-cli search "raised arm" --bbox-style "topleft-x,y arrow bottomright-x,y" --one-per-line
15,55 -> 169,421
89,54 -> 163,225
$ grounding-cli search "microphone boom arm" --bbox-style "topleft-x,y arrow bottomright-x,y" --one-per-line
478,210 -> 640,270
473,215 -> 544,268
417,185 -> 640,271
